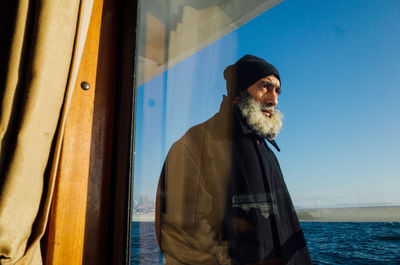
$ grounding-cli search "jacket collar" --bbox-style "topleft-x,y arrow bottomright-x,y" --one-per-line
234,106 -> 253,136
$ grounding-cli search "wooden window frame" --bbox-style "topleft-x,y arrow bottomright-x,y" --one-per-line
43,0 -> 138,264
109,0 -> 138,264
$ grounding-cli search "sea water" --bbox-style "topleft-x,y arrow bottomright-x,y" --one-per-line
131,222 -> 400,264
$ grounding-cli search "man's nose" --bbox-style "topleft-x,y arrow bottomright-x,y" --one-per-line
264,90 -> 278,107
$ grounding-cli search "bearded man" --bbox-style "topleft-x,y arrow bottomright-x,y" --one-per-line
156,55 -> 312,265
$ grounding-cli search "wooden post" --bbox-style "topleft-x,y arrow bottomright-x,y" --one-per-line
44,0 -> 105,264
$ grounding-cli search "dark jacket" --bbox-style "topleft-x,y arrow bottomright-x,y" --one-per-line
156,96 -> 311,265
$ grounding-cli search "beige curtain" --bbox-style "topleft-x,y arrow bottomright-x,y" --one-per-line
0,0 -> 93,264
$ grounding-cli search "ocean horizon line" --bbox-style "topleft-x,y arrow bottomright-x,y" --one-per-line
132,205 -> 400,222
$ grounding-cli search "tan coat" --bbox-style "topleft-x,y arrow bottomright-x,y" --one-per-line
156,97 -> 235,264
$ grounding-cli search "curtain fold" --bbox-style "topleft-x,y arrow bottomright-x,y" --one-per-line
0,0 -> 94,264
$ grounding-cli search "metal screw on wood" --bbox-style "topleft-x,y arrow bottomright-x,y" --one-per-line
81,81 -> 90,90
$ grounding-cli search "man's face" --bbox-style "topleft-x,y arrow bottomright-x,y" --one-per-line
236,75 -> 282,140
246,75 -> 281,117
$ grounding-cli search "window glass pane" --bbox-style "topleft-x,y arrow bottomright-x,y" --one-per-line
132,1 -> 400,264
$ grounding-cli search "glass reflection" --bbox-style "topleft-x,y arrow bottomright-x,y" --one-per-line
156,55 -> 311,264
132,0 -> 400,264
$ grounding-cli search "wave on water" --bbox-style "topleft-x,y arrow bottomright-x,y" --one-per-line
131,222 -> 400,265
373,235 -> 400,242
302,222 -> 400,265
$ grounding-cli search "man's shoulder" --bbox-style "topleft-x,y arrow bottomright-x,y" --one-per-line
169,113 -> 228,157
174,115 -> 215,146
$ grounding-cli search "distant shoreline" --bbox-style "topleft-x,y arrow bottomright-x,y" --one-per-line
132,214 -> 155,222
296,206 -> 400,222
132,206 -> 400,222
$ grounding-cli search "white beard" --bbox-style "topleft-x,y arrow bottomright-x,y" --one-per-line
237,92 -> 283,140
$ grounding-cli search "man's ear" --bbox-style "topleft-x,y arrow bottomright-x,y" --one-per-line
233,96 -> 240,104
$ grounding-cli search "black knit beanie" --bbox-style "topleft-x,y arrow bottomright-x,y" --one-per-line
223,55 -> 280,98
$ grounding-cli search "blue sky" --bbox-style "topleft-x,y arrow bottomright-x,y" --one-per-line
133,0 -> 400,208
